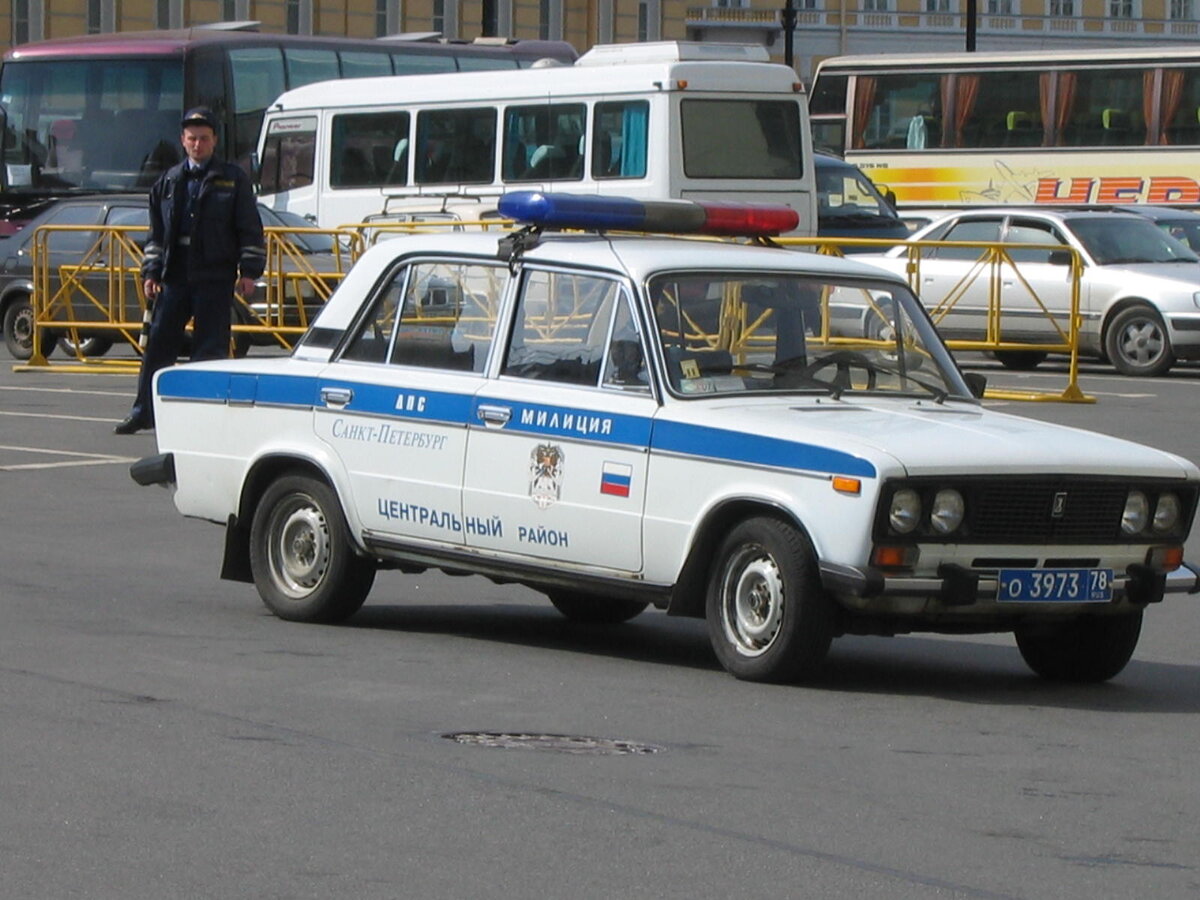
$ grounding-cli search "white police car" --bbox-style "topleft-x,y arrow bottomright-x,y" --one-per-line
133,192 -> 1200,684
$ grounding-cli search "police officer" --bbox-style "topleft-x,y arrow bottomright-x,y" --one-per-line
115,107 -> 266,434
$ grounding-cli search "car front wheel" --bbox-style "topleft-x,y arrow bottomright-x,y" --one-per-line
249,474 -> 376,623
1014,611 -> 1142,682
1104,304 -> 1174,377
706,516 -> 835,682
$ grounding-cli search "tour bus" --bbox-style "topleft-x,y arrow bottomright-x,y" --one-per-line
0,25 -> 576,230
809,46 -> 1200,210
254,41 -> 817,236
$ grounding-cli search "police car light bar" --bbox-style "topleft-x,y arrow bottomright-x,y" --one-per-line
497,191 -> 800,237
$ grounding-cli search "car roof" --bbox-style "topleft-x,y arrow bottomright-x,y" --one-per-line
909,207 -> 1148,238
1112,204 -> 1200,221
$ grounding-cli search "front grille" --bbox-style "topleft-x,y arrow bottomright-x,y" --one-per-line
968,481 -> 1127,543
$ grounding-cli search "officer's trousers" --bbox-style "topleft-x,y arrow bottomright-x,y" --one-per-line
129,276 -> 232,424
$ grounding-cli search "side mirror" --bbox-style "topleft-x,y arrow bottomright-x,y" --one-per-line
881,186 -> 898,212
1047,249 -> 1073,266
963,371 -> 987,399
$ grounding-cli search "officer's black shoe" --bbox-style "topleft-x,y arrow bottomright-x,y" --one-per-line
114,414 -> 152,435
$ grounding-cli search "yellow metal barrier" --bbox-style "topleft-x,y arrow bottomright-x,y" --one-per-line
780,236 -> 1093,403
21,223 -> 362,372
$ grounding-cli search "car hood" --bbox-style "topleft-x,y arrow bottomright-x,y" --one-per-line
1087,261 -> 1200,288
679,397 -> 1197,481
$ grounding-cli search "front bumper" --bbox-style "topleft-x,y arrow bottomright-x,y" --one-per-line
820,559 -> 1200,607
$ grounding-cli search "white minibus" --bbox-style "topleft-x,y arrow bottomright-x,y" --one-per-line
255,41 -> 816,235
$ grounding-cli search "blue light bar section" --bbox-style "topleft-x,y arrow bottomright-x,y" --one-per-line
499,192 -> 647,230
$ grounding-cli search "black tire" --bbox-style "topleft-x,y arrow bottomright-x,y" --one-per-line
705,516 -> 835,683
547,590 -> 649,624
249,474 -> 376,623
993,350 -> 1048,371
1104,304 -> 1175,377
3,296 -> 56,360
58,334 -> 114,358
1014,611 -> 1143,683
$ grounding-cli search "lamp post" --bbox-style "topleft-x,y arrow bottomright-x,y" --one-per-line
783,0 -> 797,69
966,0 -> 977,50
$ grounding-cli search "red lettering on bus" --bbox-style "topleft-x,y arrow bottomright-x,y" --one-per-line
1145,177 -> 1200,204
1034,178 -> 1094,204
1094,178 -> 1145,204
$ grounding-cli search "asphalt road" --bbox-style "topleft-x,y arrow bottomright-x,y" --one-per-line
3,346 -> 1199,899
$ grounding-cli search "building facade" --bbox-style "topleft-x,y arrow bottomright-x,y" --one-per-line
4,0 -> 1198,79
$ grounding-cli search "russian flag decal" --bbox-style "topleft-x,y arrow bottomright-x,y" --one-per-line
600,462 -> 633,497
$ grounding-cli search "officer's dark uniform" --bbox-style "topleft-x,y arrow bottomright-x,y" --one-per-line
119,108 -> 265,431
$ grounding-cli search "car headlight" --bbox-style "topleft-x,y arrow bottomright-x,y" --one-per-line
1153,492 -> 1181,534
930,488 -> 965,535
889,488 -> 922,534
1122,490 -> 1150,535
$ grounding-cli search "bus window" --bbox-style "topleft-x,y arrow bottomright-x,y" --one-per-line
592,101 -> 647,179
457,57 -> 521,72
331,112 -> 410,188
856,73 -> 943,150
390,52 -> 457,76
415,108 -> 497,184
681,99 -> 801,179
230,48 -> 286,165
1058,69 -> 1145,147
809,74 -> 847,116
503,104 -> 585,181
259,116 -> 317,194
339,51 -> 394,79
285,48 -> 340,89
961,70 -> 1041,149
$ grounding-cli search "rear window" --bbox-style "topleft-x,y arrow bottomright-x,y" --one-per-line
681,99 -> 802,179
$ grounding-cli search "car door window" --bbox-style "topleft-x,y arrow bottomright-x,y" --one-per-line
502,269 -> 626,387
930,219 -> 1002,260
1005,220 -> 1065,264
340,260 -> 507,370
42,204 -> 106,254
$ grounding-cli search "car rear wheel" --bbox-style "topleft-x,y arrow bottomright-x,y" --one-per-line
706,516 -> 835,682
249,474 -> 376,623
547,590 -> 648,623
3,296 -> 56,360
993,350 -> 1048,370
1014,611 -> 1142,682
1104,304 -> 1175,377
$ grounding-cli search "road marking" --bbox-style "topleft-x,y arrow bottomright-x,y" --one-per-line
0,409 -> 119,424
0,444 -> 137,472
0,385 -> 132,398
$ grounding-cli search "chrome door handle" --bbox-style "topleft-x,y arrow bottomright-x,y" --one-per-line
320,386 -> 353,406
477,404 -> 511,426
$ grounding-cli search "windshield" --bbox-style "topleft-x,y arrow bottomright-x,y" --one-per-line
647,271 -> 971,401
816,162 -> 897,222
0,58 -> 183,193
1070,217 -> 1200,265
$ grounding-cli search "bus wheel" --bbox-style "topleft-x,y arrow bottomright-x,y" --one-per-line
1014,612 -> 1142,682
249,474 -> 376,623
3,296 -> 56,360
706,516 -> 834,683
547,590 -> 648,623
1105,304 -> 1175,377
993,350 -> 1047,370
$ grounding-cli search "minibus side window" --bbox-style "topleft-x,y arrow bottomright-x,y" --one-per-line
592,101 -> 648,179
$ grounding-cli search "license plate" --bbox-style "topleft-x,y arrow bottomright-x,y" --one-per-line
997,568 -> 1114,603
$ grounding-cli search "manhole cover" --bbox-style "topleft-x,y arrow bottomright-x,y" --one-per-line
443,732 -> 663,756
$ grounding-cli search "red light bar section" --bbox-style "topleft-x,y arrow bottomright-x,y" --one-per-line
696,201 -> 800,236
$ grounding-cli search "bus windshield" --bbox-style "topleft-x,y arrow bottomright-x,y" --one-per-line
1,57 -> 184,193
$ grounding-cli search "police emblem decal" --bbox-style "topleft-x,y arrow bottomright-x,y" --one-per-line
1051,491 -> 1068,518
530,443 -> 564,509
